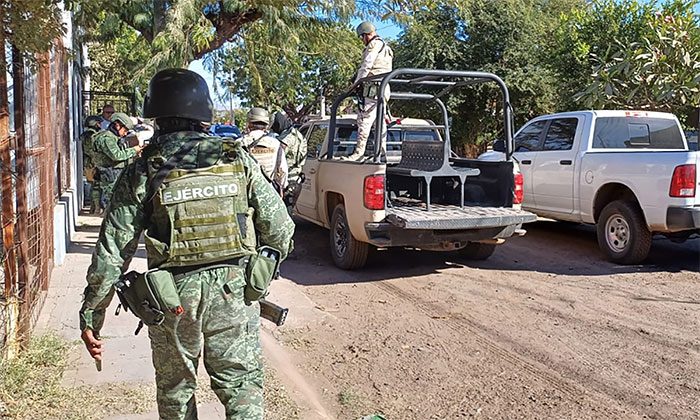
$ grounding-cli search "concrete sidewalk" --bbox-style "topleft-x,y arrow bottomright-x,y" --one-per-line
35,213 -> 333,420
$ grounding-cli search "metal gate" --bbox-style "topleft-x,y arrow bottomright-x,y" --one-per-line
82,90 -> 136,117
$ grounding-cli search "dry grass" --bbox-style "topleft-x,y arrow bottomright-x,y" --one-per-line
0,332 -> 300,419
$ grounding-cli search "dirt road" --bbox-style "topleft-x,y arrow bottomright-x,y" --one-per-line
277,219 -> 700,419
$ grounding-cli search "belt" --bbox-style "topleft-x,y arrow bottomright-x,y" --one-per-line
167,257 -> 247,281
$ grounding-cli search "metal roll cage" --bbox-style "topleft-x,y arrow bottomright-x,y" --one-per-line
327,68 -> 514,162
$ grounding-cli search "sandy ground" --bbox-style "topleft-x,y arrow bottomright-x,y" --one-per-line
274,218 -> 700,420
37,213 -> 700,419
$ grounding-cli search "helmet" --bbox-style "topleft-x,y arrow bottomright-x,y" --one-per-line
142,68 -> 214,122
247,107 -> 269,125
110,112 -> 135,130
270,111 -> 292,136
356,21 -> 376,37
84,115 -> 102,130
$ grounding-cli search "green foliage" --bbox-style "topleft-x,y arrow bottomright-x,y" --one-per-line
550,0 -> 656,110
1,0 -> 66,65
206,18 -> 361,119
86,25 -> 151,98
575,0 -> 700,120
393,0 -> 580,149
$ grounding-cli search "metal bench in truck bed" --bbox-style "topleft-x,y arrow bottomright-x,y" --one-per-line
386,140 -> 480,209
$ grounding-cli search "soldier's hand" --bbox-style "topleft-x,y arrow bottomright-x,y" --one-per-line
133,144 -> 145,154
81,329 -> 104,361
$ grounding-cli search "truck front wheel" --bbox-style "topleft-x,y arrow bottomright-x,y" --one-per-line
458,242 -> 497,260
330,204 -> 369,269
597,200 -> 652,264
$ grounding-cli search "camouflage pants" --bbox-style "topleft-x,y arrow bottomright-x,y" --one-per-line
96,167 -> 122,209
88,182 -> 102,213
148,266 -> 264,420
348,98 -> 388,160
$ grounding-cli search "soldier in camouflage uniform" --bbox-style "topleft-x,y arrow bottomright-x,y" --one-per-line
91,112 -> 143,207
270,112 -> 307,206
79,68 -> 295,420
81,115 -> 103,213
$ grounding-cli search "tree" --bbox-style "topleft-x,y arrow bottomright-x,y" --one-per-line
73,0 -> 439,73
206,19 -> 362,120
574,1 -> 700,120
392,0 -> 581,153
1,0 -> 66,64
550,0 -> 657,111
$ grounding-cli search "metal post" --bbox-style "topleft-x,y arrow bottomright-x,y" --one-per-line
229,69 -> 234,123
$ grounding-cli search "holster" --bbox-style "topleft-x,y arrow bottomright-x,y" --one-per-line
115,269 -> 183,327
244,246 -> 281,302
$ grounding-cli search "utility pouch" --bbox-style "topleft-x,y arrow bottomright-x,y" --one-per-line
362,83 -> 379,100
115,269 -> 183,327
244,247 -> 281,302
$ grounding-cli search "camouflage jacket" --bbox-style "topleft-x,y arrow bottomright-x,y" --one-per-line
92,129 -> 138,168
279,127 -> 307,184
79,131 -> 296,331
81,128 -> 98,169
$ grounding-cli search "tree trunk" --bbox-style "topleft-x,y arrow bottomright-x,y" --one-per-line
153,0 -> 166,37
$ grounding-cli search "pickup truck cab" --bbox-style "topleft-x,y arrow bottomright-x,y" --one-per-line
505,110 -> 699,264
294,69 -> 536,269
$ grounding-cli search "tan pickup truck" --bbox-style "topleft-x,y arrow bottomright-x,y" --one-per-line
293,69 -> 537,269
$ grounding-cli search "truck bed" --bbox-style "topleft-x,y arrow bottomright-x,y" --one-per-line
385,203 -> 536,230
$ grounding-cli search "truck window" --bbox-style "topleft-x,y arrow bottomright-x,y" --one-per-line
514,120 -> 546,152
404,130 -> 439,142
543,118 -> 578,151
334,126 -> 403,155
593,117 -> 685,149
307,124 -> 328,158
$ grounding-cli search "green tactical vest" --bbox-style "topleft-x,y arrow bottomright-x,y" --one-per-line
81,128 -> 98,169
143,138 -> 257,268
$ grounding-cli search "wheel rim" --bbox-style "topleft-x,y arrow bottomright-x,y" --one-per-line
605,213 -> 630,253
334,216 -> 348,257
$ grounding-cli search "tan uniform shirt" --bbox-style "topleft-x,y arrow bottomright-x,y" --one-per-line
355,37 -> 394,83
243,129 -> 288,189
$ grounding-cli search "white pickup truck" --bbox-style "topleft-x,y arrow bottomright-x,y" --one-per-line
497,110 -> 699,264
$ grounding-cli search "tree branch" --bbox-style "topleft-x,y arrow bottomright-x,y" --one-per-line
195,8 -> 263,59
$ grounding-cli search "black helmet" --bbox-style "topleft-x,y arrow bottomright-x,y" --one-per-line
142,68 -> 213,122
84,115 -> 102,130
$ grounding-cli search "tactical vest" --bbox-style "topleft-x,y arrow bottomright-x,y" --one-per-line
81,128 -> 97,169
143,138 -> 256,268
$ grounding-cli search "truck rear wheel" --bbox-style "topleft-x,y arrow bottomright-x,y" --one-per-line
458,242 -> 497,260
330,204 -> 369,269
597,200 -> 652,264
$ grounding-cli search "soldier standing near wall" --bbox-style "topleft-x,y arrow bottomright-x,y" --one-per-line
81,115 -> 103,214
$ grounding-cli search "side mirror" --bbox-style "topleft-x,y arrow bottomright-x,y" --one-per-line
493,139 -> 506,152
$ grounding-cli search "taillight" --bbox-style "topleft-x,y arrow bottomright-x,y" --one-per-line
670,164 -> 696,197
364,175 -> 385,210
513,173 -> 524,204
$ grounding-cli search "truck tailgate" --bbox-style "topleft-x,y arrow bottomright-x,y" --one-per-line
385,204 -> 537,230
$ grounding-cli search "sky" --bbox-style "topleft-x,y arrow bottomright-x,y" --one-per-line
187,19 -> 403,110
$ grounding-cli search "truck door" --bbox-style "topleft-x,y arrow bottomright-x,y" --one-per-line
531,117 -> 580,215
295,123 -> 328,220
513,119 -> 547,208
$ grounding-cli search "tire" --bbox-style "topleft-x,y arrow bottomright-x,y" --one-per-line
458,242 -> 497,260
330,204 -> 369,269
596,200 -> 652,264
